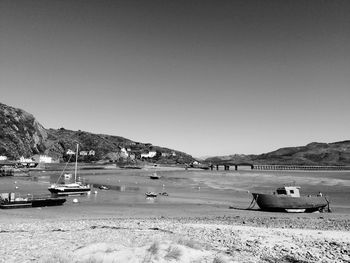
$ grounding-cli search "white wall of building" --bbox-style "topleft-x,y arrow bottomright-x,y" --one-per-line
141,151 -> 157,158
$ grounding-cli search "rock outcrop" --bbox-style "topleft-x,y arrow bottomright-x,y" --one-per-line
0,103 -> 47,159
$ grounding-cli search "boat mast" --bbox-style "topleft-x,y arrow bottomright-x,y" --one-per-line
74,144 -> 79,182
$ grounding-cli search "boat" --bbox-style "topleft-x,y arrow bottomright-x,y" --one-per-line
0,193 -> 66,209
252,186 -> 329,213
48,144 -> 91,196
120,166 -> 142,169
99,185 -> 109,190
145,192 -> 158,198
150,173 -> 161,179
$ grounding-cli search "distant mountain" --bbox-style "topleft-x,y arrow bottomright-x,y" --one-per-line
205,141 -> 350,166
0,102 -> 194,164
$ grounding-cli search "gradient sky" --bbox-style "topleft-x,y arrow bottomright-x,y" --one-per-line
1,0 -> 350,157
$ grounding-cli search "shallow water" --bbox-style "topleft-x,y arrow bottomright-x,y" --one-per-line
0,168 -> 349,218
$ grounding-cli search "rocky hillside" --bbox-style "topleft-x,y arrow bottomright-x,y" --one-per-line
0,103 -> 48,158
205,141 -> 350,166
0,102 -> 194,164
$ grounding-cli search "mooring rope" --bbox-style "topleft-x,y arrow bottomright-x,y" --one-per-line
247,194 -> 258,209
229,194 -> 257,210
55,153 -> 74,184
324,196 -> 332,213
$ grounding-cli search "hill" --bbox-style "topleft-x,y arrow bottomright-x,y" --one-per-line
0,102 -> 194,164
2,102 -> 350,166
205,141 -> 350,166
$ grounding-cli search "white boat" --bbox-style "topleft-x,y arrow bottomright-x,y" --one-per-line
145,192 -> 158,198
48,144 -> 91,196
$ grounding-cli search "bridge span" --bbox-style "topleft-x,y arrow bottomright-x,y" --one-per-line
208,164 -> 350,171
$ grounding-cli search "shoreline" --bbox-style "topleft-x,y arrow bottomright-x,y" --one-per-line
1,214 -> 349,263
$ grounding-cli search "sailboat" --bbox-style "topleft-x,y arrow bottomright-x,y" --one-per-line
48,144 -> 91,196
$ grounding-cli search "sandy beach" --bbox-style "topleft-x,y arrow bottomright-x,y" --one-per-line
1,168 -> 349,262
0,213 -> 349,263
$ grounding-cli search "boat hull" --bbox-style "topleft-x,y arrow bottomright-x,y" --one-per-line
48,187 -> 91,196
252,193 -> 328,213
0,198 -> 66,209
31,197 -> 66,207
0,201 -> 32,209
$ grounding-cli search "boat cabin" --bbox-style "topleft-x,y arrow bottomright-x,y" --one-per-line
275,186 -> 301,197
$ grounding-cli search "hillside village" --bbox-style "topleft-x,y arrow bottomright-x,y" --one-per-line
0,102 -> 196,166
0,141 -> 184,166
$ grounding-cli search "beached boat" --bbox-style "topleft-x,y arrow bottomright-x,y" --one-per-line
252,186 -> 329,213
150,173 -> 161,179
48,144 -> 91,196
0,193 -> 66,209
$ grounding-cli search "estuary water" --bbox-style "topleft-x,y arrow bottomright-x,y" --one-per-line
0,168 -> 349,220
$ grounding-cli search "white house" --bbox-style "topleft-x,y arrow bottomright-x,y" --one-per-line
66,149 -> 75,155
0,156 -> 7,161
141,151 -> 157,158
88,150 -> 95,156
79,151 -> 88,156
119,147 -> 129,158
33,155 -> 53,163
19,156 -> 34,163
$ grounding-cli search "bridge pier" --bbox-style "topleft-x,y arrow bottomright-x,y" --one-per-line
210,163 -> 255,171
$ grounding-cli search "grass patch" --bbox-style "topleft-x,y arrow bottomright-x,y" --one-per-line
142,241 -> 160,263
165,245 -> 182,260
147,241 -> 160,255
212,255 -> 228,263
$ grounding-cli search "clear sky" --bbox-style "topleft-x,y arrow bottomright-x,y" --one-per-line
1,0 -> 349,157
